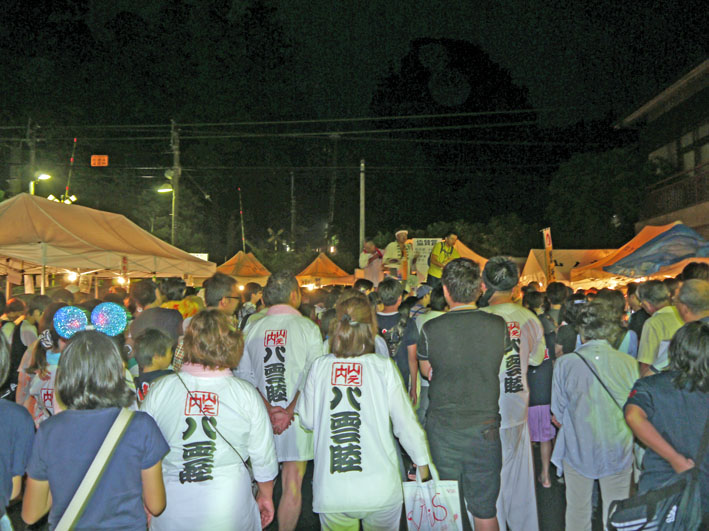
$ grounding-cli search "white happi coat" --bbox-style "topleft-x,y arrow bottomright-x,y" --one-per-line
480,302 -> 545,531
141,366 -> 278,531
237,304 -> 323,461
297,353 -> 429,514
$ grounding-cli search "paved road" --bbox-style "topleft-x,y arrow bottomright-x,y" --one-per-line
7,444 -> 605,530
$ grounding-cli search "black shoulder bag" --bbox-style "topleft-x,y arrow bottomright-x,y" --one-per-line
607,414 -> 709,530
574,351 -> 707,530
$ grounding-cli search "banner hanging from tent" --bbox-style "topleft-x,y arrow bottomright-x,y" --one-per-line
542,228 -> 556,283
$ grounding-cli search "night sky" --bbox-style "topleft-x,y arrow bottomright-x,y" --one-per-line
1,0 -> 706,264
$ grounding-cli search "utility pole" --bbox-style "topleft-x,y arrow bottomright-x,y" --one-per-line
359,159 -> 365,252
26,118 -> 36,194
170,120 -> 181,246
325,133 -> 339,246
62,137 -> 78,201
290,171 -> 296,251
238,186 -> 246,252
8,146 -> 22,195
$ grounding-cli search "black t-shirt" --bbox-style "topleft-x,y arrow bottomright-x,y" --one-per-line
556,324 -> 578,354
626,371 -> 709,510
418,308 -> 509,428
376,311 -> 418,386
628,308 -> 650,339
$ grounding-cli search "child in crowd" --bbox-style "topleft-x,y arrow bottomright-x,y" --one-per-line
1,294 -> 50,401
1,298 -> 27,344
22,330 -> 168,530
297,296 -> 430,530
133,328 -> 174,404
237,282 -> 263,328
23,303 -> 68,426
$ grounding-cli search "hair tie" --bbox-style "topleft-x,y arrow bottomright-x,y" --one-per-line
341,313 -> 359,325
39,328 -> 54,349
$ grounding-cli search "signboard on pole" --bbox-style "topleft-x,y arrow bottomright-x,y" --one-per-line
78,273 -> 92,294
542,227 -> 556,284
91,155 -> 109,167
410,238 -> 441,281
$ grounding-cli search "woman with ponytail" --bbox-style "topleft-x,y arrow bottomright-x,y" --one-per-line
297,296 -> 431,530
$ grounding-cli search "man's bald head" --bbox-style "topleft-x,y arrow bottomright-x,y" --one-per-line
677,279 -> 709,322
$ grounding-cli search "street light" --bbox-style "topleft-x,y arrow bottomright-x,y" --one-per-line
157,182 -> 175,244
47,194 -> 77,204
29,173 -> 51,195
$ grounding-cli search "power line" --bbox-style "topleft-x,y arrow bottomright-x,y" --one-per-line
177,108 -> 558,127
35,107 -> 564,130
0,162 -> 559,171
182,164 -> 559,171
345,136 -> 590,146
178,121 -> 539,140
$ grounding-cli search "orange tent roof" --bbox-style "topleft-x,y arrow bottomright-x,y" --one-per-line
217,251 -> 271,284
570,222 -> 680,285
453,240 -> 488,268
296,253 -> 354,286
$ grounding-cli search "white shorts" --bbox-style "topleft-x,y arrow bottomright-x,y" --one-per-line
319,503 -> 402,531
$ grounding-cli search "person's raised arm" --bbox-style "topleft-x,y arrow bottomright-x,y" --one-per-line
625,404 -> 694,474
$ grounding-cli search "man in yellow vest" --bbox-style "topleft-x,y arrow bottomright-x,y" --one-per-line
426,230 -> 460,289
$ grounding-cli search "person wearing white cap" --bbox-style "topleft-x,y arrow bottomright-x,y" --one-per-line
383,228 -> 413,286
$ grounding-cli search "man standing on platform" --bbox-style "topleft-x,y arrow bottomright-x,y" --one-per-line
358,239 -> 383,287
425,229 -> 460,289
383,228 -> 414,287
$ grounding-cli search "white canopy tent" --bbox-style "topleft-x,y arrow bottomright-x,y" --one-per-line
0,194 -> 215,292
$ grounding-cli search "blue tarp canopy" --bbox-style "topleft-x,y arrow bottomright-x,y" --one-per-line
604,223 -> 709,277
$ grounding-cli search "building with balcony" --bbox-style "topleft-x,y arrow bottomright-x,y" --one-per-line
620,59 -> 709,238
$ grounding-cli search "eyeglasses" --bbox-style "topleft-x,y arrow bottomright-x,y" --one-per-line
224,296 -> 240,300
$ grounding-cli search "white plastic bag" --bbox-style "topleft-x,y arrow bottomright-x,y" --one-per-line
404,465 -> 463,531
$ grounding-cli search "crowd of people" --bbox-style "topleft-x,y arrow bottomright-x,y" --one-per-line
0,238 -> 708,531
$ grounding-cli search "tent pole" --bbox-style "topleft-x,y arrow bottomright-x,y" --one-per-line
41,265 -> 45,295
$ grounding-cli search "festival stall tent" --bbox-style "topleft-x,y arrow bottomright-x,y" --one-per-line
570,221 -> 709,288
519,248 -> 616,288
217,251 -> 271,286
453,240 -> 488,269
0,194 -> 216,291
296,253 -> 354,287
